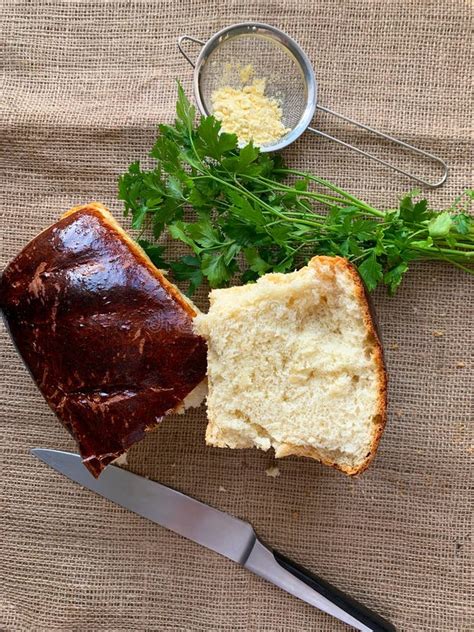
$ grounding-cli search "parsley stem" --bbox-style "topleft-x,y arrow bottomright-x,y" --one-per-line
441,242 -> 474,250
249,175 -> 356,210
277,242 -> 307,264
409,245 -> 474,257
194,173 -> 325,229
275,168 -> 385,217
441,259 -> 474,275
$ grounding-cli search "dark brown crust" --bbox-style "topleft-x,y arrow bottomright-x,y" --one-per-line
61,204 -> 199,319
277,256 -> 388,475
0,203 -> 207,476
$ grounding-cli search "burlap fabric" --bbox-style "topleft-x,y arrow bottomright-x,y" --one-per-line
1,2 -> 472,630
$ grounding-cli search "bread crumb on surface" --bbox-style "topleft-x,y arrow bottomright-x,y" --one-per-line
218,485 -> 227,492
265,466 -> 280,478
388,343 -> 399,350
113,453 -> 128,466
433,330 -> 445,337
456,361 -> 466,368
194,256 -> 387,476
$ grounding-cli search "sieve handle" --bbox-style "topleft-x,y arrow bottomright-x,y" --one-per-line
177,35 -> 206,68
308,105 -> 448,188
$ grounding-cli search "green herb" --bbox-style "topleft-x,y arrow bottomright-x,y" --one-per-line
119,83 -> 474,295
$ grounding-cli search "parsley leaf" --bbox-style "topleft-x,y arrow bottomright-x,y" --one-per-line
452,213 -> 472,235
244,247 -> 271,275
168,222 -> 201,254
176,82 -> 196,137
195,116 -> 238,160
228,191 -> 265,225
202,252 -> 236,287
428,212 -> 453,238
399,194 -> 430,223
384,262 -> 409,295
138,240 -> 168,269
186,216 -> 223,248
170,256 -> 203,296
358,252 -> 384,291
221,142 -> 261,176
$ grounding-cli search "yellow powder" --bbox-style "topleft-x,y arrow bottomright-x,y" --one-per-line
238,63 -> 255,84
221,63 -> 255,89
211,71 -> 290,146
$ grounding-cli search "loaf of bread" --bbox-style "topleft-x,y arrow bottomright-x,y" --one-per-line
0,203 -> 207,476
194,256 -> 387,475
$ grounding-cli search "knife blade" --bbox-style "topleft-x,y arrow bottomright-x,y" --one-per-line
32,449 -> 395,632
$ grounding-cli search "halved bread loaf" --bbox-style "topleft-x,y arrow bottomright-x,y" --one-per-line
0,203 -> 207,476
194,256 -> 387,475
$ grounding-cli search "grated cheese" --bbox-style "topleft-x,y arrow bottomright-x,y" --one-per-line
211,67 -> 290,147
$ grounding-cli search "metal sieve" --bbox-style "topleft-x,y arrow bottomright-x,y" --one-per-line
178,23 -> 448,188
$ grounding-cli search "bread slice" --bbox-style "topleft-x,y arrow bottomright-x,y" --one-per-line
194,256 -> 387,475
1,203 -> 207,476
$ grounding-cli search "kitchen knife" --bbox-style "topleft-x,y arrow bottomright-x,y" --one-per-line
32,449 -> 395,631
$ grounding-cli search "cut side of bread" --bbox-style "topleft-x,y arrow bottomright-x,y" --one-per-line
194,256 -> 387,475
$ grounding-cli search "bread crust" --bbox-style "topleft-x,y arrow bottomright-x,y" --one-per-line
1,203 -> 207,476
62,203 -> 200,318
270,256 -> 387,475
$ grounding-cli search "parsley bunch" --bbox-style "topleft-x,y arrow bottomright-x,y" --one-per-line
119,84 -> 474,295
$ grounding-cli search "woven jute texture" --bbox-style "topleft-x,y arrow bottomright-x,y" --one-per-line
1,1 -> 473,630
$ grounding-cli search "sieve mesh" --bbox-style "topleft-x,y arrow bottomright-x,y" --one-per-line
197,32 -> 309,146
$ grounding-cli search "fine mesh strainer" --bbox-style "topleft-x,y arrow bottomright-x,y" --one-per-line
178,23 -> 448,187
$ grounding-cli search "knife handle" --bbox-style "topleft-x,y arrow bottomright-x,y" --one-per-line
244,539 -> 396,632
273,550 -> 396,631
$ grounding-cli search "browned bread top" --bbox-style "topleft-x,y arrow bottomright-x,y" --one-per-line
1,203 -> 207,476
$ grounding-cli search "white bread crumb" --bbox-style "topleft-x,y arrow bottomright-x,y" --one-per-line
175,379 -> 208,414
113,453 -> 128,466
194,256 -> 387,475
265,466 -> 280,478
